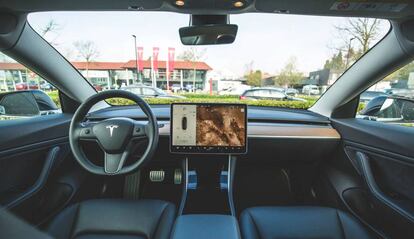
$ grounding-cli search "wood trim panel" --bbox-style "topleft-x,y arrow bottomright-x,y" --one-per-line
158,121 -> 340,139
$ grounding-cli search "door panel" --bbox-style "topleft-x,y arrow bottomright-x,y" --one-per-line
1,147 -> 63,208
330,118 -> 414,239
0,113 -> 71,153
0,113 -> 86,225
332,118 -> 414,157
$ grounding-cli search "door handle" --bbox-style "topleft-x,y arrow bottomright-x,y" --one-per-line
6,147 -> 61,209
356,151 -> 414,223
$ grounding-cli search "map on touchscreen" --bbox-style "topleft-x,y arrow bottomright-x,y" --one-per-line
171,104 -> 246,147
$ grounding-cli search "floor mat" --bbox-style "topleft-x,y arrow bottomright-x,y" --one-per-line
234,162 -> 294,216
134,161 -> 184,207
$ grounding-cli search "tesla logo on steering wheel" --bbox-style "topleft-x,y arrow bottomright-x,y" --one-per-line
106,125 -> 119,137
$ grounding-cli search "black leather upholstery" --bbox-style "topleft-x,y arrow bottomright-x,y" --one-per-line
0,208 -> 52,239
47,199 -> 176,239
240,206 -> 374,239
171,215 -> 241,239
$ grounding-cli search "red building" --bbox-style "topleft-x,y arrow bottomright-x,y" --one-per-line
0,60 -> 212,91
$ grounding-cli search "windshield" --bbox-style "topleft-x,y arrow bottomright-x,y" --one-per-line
24,12 -> 389,109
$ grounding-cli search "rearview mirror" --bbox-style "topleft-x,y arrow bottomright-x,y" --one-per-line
0,105 -> 5,115
179,24 -> 238,45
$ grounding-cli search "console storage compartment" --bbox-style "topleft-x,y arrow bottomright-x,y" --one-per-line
171,214 -> 241,239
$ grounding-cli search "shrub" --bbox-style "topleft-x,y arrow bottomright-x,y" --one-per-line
47,92 -> 315,109
47,91 -> 61,108
180,93 -> 239,99
107,97 -> 313,109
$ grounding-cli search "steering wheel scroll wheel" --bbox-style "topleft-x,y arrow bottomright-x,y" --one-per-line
69,90 -> 159,175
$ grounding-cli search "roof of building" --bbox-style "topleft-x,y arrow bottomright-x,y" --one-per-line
123,60 -> 212,71
71,62 -> 125,70
0,62 -> 26,70
0,60 -> 212,71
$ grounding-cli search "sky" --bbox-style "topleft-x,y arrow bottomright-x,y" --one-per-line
28,12 -> 389,78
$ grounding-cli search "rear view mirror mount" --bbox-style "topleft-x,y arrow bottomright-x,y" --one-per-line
179,15 -> 238,45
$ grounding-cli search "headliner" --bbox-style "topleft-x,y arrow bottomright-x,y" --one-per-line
0,0 -> 413,20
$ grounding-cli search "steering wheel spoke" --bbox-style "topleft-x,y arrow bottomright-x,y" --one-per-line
76,123 -> 97,140
104,152 -> 127,174
132,121 -> 149,139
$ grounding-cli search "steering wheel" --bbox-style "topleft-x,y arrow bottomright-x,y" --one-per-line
69,90 -> 159,175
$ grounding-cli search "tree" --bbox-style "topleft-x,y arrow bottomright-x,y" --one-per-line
40,19 -> 61,37
385,62 -> 414,81
177,47 -> 206,90
40,19 -> 62,46
324,51 -> 345,72
335,18 -> 382,54
274,57 -> 304,87
245,70 -> 262,87
244,61 -> 254,75
73,41 -> 99,79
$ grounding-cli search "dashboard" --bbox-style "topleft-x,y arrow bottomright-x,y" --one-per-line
87,105 -> 341,161
88,105 -> 340,139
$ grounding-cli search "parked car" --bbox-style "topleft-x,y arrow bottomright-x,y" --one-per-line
284,88 -> 299,96
93,84 -> 103,91
359,91 -> 388,103
240,88 -> 306,101
40,82 -> 55,91
385,88 -> 414,98
302,85 -> 320,95
15,82 -> 39,90
121,84 -> 186,99
171,84 -> 182,93
184,84 -> 194,92
219,85 -> 251,95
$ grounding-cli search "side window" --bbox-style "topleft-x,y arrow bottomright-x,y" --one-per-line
142,88 -> 156,96
253,90 -> 270,97
270,90 -> 286,98
244,91 -> 253,97
357,61 -> 414,127
0,53 -> 61,120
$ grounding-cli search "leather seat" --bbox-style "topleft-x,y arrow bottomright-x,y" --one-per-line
47,199 -> 176,239
240,206 -> 374,239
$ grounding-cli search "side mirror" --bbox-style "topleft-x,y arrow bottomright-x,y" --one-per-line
0,91 -> 40,117
358,96 -> 414,123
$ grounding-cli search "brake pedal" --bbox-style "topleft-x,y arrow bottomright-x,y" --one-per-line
149,170 -> 165,182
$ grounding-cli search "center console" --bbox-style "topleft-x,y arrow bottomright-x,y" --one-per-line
179,155 -> 236,215
171,214 -> 241,239
169,103 -> 245,238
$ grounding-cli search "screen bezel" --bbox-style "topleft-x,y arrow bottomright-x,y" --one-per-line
170,102 -> 248,154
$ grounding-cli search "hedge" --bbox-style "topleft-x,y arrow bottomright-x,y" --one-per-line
180,93 -> 239,99
47,91 -> 61,108
46,91 -> 365,111
107,97 -> 314,109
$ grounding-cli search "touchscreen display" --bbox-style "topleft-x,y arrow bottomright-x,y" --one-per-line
170,103 -> 247,154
